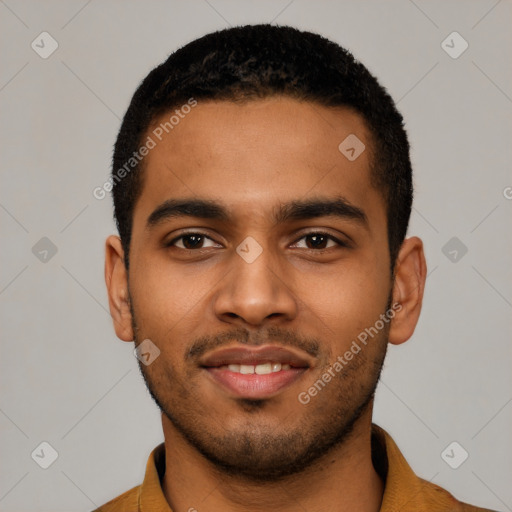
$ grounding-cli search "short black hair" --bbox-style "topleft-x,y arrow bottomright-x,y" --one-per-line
112,23 -> 413,271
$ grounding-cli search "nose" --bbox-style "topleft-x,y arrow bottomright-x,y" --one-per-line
212,239 -> 299,327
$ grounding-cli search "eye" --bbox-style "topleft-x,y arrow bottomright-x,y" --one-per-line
291,232 -> 346,251
167,232 -> 219,250
165,231 -> 347,252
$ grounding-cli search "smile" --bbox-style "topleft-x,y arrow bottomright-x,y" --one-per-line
199,344 -> 313,399
203,363 -> 308,400
219,362 -> 291,374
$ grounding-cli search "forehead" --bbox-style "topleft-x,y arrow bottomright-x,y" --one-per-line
134,97 -> 384,227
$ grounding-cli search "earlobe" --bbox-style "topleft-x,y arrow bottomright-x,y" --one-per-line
104,235 -> 134,342
388,236 -> 427,346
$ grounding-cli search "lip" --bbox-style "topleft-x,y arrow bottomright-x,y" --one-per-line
199,345 -> 313,368
204,366 -> 307,399
199,345 -> 313,399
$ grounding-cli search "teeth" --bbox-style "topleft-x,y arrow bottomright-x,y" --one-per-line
255,363 -> 272,375
220,362 -> 292,374
240,364 -> 255,374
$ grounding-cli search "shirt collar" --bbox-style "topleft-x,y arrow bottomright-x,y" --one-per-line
371,423 -> 428,511
138,423 -> 429,512
139,440 -> 172,511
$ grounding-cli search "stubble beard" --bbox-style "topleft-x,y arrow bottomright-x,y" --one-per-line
130,301 -> 389,482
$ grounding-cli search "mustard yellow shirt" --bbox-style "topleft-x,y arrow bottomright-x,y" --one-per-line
93,424 -> 497,511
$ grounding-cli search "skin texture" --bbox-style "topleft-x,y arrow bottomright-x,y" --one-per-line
105,97 -> 427,512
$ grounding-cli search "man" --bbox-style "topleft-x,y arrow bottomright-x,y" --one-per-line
97,24 -> 496,512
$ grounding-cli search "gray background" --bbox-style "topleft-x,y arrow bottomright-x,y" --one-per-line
1,1 -> 511,511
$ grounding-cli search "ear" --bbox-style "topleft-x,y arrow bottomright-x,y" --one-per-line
104,235 -> 134,342
388,236 -> 427,346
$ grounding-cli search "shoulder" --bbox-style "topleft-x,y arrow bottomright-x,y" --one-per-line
416,476 -> 499,512
91,484 -> 140,512
372,424 -> 498,512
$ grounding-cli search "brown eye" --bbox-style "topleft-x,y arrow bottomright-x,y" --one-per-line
292,232 -> 345,250
168,233 -> 218,250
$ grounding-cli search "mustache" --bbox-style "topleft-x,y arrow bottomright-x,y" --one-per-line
186,326 -> 320,361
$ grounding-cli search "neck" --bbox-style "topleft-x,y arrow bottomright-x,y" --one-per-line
161,410 -> 384,512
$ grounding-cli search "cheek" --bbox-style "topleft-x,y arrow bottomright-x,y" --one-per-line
130,258 -> 203,326
296,261 -> 389,347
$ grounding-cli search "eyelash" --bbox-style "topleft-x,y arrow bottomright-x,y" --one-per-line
165,231 -> 348,252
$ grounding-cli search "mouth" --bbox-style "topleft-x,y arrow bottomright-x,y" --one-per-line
199,345 -> 312,400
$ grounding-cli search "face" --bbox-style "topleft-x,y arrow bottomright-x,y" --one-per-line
106,97 -> 425,481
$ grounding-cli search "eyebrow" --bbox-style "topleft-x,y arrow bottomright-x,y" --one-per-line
146,196 -> 368,230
